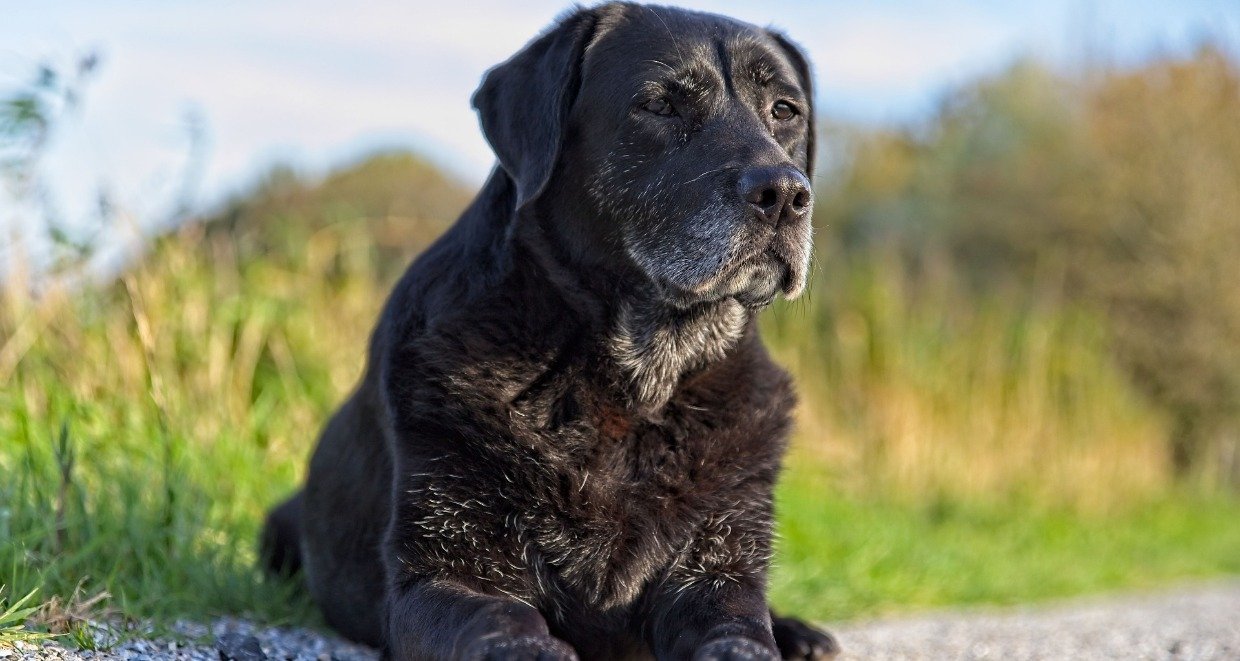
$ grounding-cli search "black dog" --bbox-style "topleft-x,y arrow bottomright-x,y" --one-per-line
262,3 -> 837,659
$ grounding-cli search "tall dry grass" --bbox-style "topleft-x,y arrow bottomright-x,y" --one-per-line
764,249 -> 1170,512
0,222 -> 386,620
816,48 -> 1240,485
0,155 -> 1224,631
2,216 -> 1172,562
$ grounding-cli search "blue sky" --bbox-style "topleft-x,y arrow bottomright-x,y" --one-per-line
2,0 -> 1237,273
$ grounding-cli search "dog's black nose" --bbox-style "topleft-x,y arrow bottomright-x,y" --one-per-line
739,166 -> 812,225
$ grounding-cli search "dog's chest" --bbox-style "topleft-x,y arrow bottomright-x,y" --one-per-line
408,314 -> 791,617
523,474 -> 688,617
521,401 -> 765,614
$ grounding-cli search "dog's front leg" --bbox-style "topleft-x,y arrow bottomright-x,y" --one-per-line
644,577 -> 779,661
640,498 -> 783,659
385,578 -> 577,661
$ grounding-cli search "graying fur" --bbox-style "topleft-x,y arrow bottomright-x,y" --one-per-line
609,296 -> 748,410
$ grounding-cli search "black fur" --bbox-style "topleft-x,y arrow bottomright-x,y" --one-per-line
262,3 -> 837,659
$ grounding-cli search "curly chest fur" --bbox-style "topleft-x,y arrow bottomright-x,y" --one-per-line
400,400 -> 786,619
396,357 -> 793,610
388,292 -> 796,630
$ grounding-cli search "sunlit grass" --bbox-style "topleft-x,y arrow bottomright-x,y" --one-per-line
2,218 -> 1237,639
770,452 -> 1240,622
763,251 -> 1172,511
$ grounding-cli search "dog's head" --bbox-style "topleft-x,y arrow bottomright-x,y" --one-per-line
473,3 -> 815,310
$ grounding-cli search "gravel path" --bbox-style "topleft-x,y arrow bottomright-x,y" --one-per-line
832,581 -> 1240,660
6,582 -> 1238,660
2,618 -> 377,661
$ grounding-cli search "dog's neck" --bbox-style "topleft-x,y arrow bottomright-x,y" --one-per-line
607,296 -> 750,412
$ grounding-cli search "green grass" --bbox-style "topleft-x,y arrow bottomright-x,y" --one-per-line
1,588 -> 54,646
1,393 -> 318,632
5,413 -> 1237,638
771,459 -> 1240,621
2,215 -> 1239,642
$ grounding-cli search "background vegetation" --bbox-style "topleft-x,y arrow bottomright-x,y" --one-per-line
3,46 -> 1240,643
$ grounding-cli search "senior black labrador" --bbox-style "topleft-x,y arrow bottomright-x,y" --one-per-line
262,3 -> 837,659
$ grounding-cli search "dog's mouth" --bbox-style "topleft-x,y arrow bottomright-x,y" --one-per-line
670,240 -> 801,310
728,249 -> 795,309
624,200 -> 813,310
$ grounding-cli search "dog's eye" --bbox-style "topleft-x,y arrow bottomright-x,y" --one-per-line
772,100 -> 797,121
642,97 -> 676,116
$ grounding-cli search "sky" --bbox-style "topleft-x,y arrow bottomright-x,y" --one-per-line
1,0 -> 1237,274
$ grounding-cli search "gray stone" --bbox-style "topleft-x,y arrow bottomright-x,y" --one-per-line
214,635 -> 266,661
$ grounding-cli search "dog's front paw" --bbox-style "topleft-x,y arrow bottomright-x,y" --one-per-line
693,636 -> 781,661
465,634 -> 579,661
771,616 -> 839,660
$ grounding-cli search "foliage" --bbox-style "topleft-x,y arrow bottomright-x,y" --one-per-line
817,48 -> 1240,484
205,151 -> 472,282
763,251 -> 1170,511
1,54 -> 103,275
4,152 -> 1238,631
4,48 -> 1240,633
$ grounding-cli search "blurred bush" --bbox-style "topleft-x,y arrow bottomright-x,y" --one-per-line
764,253 -> 1170,511
815,46 -> 1240,487
204,151 -> 472,282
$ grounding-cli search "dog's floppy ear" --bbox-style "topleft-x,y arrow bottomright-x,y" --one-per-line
472,7 -> 604,208
768,30 -> 816,178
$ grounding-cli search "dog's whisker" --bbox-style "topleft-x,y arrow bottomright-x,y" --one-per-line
679,166 -> 728,188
